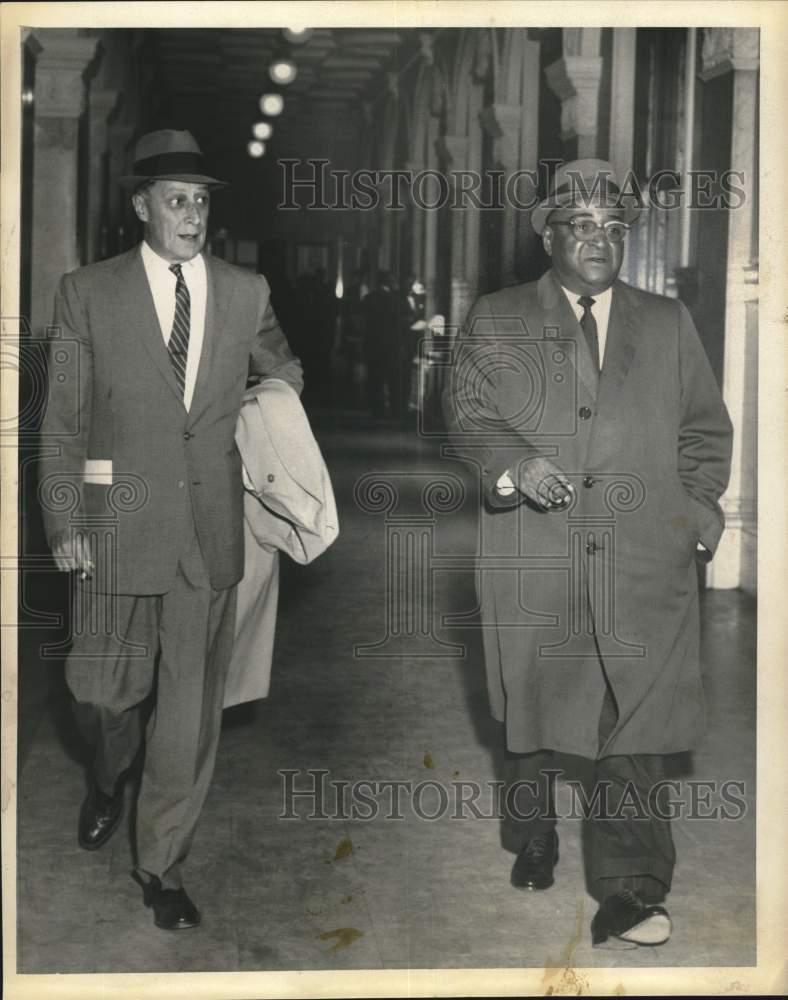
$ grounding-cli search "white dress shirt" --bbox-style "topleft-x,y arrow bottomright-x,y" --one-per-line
140,241 -> 207,411
560,283 -> 613,368
496,283 -> 613,496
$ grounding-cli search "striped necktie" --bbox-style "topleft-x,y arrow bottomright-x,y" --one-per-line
168,263 -> 191,397
578,295 -> 600,372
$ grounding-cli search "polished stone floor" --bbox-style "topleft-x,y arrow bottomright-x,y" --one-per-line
16,417 -> 756,973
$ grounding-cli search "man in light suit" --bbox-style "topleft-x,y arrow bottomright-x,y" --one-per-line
40,129 -> 303,929
443,160 -> 732,947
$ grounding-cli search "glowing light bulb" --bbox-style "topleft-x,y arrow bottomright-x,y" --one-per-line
248,140 -> 265,158
269,60 -> 297,86
252,121 -> 273,141
259,93 -> 284,116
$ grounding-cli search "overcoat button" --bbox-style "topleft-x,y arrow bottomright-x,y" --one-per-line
583,475 -> 596,488
579,406 -> 592,420
267,473 -> 275,483
183,432 -> 192,440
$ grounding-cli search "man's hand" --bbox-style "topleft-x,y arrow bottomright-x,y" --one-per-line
514,456 -> 574,510
50,530 -> 94,577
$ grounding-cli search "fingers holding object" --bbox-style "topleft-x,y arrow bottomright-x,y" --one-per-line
536,474 -> 574,510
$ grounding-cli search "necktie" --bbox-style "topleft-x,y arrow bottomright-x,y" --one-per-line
168,263 -> 191,397
578,295 -> 600,372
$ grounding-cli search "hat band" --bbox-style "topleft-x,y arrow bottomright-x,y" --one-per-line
550,177 -> 622,203
132,150 -> 209,178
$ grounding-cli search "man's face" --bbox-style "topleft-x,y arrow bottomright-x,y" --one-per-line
542,206 -> 626,296
132,180 -> 210,263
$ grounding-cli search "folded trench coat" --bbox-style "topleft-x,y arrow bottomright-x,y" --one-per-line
224,379 -> 339,707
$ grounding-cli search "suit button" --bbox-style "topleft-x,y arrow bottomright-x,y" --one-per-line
183,432 -> 192,440
579,406 -> 592,420
583,475 -> 596,488
177,480 -> 185,489
586,541 -> 597,555
267,473 -> 275,483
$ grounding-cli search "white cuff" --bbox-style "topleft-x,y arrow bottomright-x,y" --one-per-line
496,470 -> 516,496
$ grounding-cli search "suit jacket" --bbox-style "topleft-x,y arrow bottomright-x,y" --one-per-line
224,378 -> 338,707
39,246 -> 303,594
442,270 -> 733,758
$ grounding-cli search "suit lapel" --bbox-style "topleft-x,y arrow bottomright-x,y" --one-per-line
188,255 -> 238,422
537,270 -> 599,401
598,282 -> 638,399
115,247 -> 184,405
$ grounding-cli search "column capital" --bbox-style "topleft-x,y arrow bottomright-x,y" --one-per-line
479,103 -> 523,170
436,134 -> 469,168
700,28 -> 759,80
544,56 -> 603,142
91,88 -> 120,120
34,34 -> 99,118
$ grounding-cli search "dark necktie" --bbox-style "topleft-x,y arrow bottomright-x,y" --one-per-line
578,295 -> 600,372
168,263 -> 191,397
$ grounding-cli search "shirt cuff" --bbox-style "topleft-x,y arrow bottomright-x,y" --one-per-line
496,470 -> 517,496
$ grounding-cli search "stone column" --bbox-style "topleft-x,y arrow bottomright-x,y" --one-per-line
29,30 -> 99,335
608,29 -> 636,182
438,134 -> 474,328
700,28 -> 759,592
544,28 -> 603,158
479,103 -> 522,287
107,120 -> 134,254
405,159 -> 425,284
86,88 -> 119,263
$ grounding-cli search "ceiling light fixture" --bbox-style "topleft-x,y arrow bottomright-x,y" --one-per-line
283,28 -> 313,45
259,93 -> 285,116
248,140 -> 266,158
269,60 -> 297,86
252,121 -> 273,141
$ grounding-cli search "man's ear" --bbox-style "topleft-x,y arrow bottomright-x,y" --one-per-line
131,192 -> 149,223
542,227 -> 553,257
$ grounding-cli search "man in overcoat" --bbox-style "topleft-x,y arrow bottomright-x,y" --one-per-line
443,159 -> 732,947
39,129 -> 303,929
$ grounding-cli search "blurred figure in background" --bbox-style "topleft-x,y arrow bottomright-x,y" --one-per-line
338,268 -> 368,408
363,271 -> 400,418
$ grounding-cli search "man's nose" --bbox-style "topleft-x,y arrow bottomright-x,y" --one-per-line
184,202 -> 202,223
590,226 -> 608,247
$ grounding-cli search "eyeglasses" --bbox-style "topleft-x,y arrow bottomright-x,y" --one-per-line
549,217 -> 631,243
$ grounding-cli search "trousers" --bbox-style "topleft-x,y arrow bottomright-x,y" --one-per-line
503,672 -> 676,901
65,525 -> 237,889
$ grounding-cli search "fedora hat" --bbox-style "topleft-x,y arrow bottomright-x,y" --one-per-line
118,129 -> 227,190
531,158 -> 640,235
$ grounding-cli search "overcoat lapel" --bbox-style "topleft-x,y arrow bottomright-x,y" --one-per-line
536,270 -> 599,401
114,247 -> 183,405
586,281 -> 641,464
599,281 -> 638,401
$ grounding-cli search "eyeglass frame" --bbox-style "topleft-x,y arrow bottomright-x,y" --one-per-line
547,215 -> 632,243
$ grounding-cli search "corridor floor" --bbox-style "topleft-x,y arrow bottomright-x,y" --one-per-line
16,417 -> 756,974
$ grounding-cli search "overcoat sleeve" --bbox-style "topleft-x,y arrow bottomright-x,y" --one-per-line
442,294 -> 542,508
39,272 -> 92,546
676,301 -> 733,555
248,274 -> 304,394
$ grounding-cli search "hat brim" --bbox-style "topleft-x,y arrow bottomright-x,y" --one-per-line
118,172 -> 228,190
532,198 -> 641,235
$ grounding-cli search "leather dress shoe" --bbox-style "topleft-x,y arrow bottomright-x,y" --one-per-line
510,829 -> 559,890
78,780 -> 124,851
591,889 -> 672,948
131,871 -> 201,930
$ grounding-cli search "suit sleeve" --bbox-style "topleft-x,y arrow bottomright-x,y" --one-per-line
677,300 -> 733,555
248,275 -> 304,394
39,272 -> 92,546
442,295 -> 542,507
